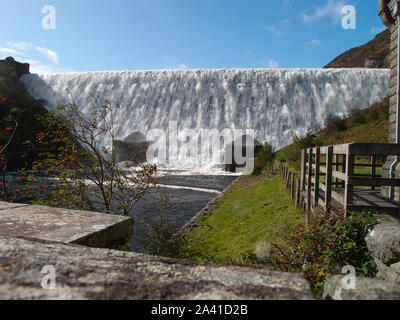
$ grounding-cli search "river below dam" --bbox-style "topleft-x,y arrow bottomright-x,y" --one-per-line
5,172 -> 238,253
132,173 -> 238,252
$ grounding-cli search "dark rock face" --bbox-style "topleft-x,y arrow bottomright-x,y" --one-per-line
224,135 -> 262,173
114,132 -> 149,164
0,235 -> 314,300
0,56 -> 30,79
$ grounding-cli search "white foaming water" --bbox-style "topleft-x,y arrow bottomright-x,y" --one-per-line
20,68 -> 389,173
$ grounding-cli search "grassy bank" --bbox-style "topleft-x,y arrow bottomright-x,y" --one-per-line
276,96 -> 389,173
188,174 -> 303,263
187,96 -> 388,269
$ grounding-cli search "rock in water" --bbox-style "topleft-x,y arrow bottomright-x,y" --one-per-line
113,131 -> 149,164
224,134 -> 262,173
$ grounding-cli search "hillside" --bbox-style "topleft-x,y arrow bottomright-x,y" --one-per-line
277,96 -> 389,172
324,28 -> 390,68
0,57 -> 48,170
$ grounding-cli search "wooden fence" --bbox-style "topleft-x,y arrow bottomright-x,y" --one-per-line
301,142 -> 400,215
276,160 -> 302,209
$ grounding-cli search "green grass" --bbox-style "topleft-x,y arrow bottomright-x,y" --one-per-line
277,96 -> 389,173
188,174 -> 303,263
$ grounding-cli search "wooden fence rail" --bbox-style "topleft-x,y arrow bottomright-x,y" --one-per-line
301,142 -> 400,216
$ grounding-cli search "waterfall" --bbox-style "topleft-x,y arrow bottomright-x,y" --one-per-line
20,68 -> 390,172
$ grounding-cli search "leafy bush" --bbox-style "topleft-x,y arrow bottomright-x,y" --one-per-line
0,100 -> 24,201
346,108 -> 367,128
280,130 -> 323,170
253,142 -> 275,176
365,98 -> 389,123
324,114 -> 347,133
139,216 -> 214,261
240,210 -> 377,293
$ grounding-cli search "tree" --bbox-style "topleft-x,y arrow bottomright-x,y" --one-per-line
0,95 -> 23,201
29,90 -> 157,216
253,142 -> 276,175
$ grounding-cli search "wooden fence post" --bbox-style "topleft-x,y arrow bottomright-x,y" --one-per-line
295,178 -> 300,209
334,154 -> 338,188
344,146 -> 354,216
325,146 -> 333,210
313,148 -> 320,208
341,154 -> 346,189
301,149 -> 306,192
306,149 -> 312,212
291,174 -> 295,199
286,169 -> 289,187
371,155 -> 376,191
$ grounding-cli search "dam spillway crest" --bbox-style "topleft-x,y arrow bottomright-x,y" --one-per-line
20,68 -> 390,172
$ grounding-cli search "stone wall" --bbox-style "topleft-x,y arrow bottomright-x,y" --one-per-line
379,1 -> 400,200
389,19 -> 398,144
0,235 -> 314,300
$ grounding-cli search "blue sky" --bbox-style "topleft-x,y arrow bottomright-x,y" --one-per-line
0,0 -> 388,73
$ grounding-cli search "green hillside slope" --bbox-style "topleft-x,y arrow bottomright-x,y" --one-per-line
324,28 -> 390,68
277,96 -> 389,172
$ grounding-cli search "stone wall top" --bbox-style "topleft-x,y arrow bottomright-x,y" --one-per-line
0,235 -> 314,300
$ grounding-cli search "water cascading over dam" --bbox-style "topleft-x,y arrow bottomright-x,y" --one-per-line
20,68 -> 389,173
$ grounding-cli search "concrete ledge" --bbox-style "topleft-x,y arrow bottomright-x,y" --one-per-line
0,235 -> 314,300
0,202 -> 133,249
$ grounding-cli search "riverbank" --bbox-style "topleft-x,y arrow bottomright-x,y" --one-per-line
187,173 -> 303,263
0,171 -> 238,253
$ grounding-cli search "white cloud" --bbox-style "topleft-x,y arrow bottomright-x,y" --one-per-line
0,47 -> 23,56
6,41 -> 33,52
370,26 -> 386,36
30,63 -> 72,74
301,0 -> 345,25
304,39 -> 321,47
0,41 -> 69,74
35,46 -> 59,64
264,58 -> 279,69
162,56 -> 188,69
19,58 -> 72,73
264,25 -> 286,37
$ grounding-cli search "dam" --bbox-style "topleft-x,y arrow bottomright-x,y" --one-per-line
20,68 -> 390,172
